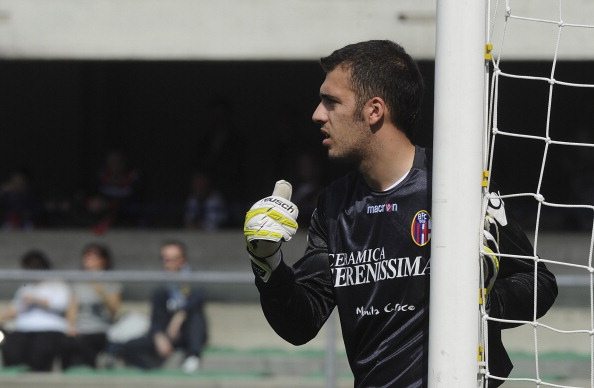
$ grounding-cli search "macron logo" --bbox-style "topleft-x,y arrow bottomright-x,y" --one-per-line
367,202 -> 398,214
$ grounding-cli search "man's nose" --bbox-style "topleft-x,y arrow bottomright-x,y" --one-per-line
312,103 -> 327,124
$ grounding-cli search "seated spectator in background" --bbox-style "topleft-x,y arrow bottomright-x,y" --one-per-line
86,149 -> 143,233
291,153 -> 324,227
117,240 -> 207,373
0,250 -> 71,371
62,243 -> 122,369
0,169 -> 40,230
183,172 -> 228,230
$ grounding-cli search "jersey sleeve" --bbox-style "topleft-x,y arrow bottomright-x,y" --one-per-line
255,206 -> 336,346
487,195 -> 558,329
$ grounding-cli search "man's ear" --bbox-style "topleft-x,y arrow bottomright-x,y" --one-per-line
366,97 -> 386,126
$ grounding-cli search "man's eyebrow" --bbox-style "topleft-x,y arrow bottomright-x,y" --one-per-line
320,92 -> 339,101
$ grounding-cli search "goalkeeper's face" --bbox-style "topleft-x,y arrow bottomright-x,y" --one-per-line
313,67 -> 371,162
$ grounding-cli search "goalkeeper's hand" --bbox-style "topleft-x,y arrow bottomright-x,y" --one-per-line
482,217 -> 500,295
481,192 -> 504,307
244,181 -> 298,282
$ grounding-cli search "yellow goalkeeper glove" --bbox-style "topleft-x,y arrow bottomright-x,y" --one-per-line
244,180 -> 298,282
482,192 -> 505,298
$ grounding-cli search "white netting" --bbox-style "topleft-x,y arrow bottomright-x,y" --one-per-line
481,0 -> 594,387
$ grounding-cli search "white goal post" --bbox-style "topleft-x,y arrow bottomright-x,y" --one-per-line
429,0 -> 488,387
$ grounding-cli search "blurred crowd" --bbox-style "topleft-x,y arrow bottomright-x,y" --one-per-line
2,141 -> 594,233
0,148 -> 326,233
2,140 -> 593,237
0,241 -> 207,374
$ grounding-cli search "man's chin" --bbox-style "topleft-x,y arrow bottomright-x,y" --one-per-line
327,151 -> 342,160
328,152 -> 356,165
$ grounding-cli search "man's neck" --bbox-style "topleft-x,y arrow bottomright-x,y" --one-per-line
359,131 -> 416,192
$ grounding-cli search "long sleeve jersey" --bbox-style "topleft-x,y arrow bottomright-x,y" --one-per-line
256,147 -> 557,387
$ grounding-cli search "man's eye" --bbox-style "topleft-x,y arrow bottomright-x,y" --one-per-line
322,98 -> 337,107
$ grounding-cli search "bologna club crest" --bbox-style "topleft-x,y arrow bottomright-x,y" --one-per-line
411,210 -> 431,247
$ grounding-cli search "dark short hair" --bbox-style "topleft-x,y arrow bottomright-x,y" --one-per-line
160,239 -> 187,259
82,242 -> 113,270
320,40 -> 424,141
21,250 -> 51,270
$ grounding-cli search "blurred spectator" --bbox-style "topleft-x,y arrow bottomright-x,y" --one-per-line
87,150 -> 143,233
42,194 -> 76,227
62,243 -> 122,369
184,172 -> 228,230
199,98 -> 247,226
292,153 -> 324,226
117,240 -> 208,373
0,250 -> 71,371
0,169 -> 40,230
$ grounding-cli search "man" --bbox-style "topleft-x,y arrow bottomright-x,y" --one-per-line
244,40 -> 557,387
118,240 -> 207,373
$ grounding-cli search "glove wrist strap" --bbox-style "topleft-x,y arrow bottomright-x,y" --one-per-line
248,248 -> 282,269
248,249 -> 283,283
263,250 -> 282,271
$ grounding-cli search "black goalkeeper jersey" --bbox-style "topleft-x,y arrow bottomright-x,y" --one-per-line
256,146 -> 557,388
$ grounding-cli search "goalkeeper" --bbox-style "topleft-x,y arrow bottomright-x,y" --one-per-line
244,40 -> 557,387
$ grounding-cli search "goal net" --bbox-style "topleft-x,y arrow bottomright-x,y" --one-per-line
480,0 -> 594,387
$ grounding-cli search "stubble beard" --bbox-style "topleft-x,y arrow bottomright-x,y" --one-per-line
327,147 -> 360,165
324,108 -> 368,165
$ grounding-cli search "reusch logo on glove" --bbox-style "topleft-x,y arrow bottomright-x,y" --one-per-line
263,197 -> 296,214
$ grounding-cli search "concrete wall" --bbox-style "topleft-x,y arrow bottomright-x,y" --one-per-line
0,229 -> 311,271
0,230 -> 308,301
0,229 -> 590,304
1,0 -> 594,60
0,0 -> 437,60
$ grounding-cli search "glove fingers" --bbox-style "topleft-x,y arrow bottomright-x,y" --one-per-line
244,190 -> 299,280
245,209 -> 298,243
244,220 -> 284,241
246,207 -> 298,229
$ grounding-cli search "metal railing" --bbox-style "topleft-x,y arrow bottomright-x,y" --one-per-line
0,268 -> 341,388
